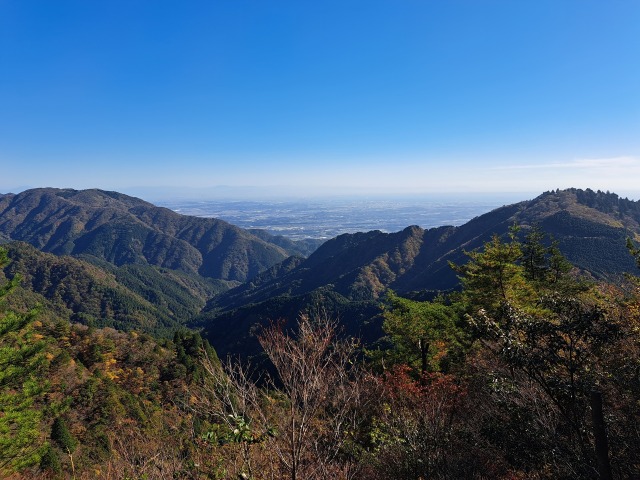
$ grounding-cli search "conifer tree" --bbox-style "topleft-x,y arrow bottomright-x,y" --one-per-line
453,229 -> 618,477
382,292 -> 462,374
0,247 -> 48,475
627,238 -> 640,269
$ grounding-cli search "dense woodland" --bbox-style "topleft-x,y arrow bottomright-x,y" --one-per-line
2,221 -> 640,479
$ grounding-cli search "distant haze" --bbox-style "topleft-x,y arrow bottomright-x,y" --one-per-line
157,196 -> 523,240
121,186 -> 538,204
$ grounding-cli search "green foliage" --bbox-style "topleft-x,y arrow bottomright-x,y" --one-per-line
39,443 -> 62,475
452,228 -> 534,316
627,237 -> 640,269
381,292 -> 464,374
51,417 -> 78,452
1,242 -> 225,337
0,248 -> 49,475
455,227 -> 627,477
168,329 -> 219,382
202,414 -> 276,446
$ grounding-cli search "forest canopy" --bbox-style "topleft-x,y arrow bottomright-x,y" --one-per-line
2,225 -> 640,479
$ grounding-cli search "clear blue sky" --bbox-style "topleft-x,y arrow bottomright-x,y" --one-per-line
1,1 -> 639,198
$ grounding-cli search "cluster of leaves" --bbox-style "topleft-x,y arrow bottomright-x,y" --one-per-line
0,249 -> 49,475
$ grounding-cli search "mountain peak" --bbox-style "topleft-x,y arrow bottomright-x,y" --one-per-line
0,188 -> 300,282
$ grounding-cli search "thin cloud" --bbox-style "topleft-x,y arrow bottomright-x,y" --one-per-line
572,156 -> 639,169
494,156 -> 640,171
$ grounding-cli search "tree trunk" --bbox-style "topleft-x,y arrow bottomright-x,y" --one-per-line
420,338 -> 429,375
590,389 -> 612,480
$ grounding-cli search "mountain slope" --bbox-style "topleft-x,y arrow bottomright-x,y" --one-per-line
0,188 -> 300,282
1,242 -> 224,336
197,188 -> 640,356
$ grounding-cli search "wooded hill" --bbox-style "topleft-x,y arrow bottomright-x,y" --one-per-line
197,188 -> 640,356
2,187 -> 640,356
3,215 -> 640,479
0,242 -> 227,337
0,188 -> 312,282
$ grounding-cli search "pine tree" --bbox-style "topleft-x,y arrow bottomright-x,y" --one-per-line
454,230 -> 619,477
382,292 -> 462,375
522,224 -> 549,281
0,247 -> 48,475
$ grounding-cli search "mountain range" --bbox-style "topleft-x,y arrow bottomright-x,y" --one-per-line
0,188 -> 314,282
2,187 -> 640,354
195,188 -> 640,355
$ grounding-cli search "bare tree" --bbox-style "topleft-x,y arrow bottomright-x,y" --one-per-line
197,312 -> 368,480
196,352 -> 273,479
257,313 -> 366,480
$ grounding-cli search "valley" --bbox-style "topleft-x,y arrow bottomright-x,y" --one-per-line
2,186 -> 640,478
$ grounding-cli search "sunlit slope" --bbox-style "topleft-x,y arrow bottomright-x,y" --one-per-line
197,189 -> 640,356
0,188 -> 300,282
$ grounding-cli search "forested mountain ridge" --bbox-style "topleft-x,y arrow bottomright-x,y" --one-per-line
216,188 -> 640,305
0,242 -> 226,336
2,187 -> 639,356
198,188 -> 640,356
3,188 -> 640,478
0,188 -> 303,282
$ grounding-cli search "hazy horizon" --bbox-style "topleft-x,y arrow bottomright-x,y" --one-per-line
2,185 -> 640,205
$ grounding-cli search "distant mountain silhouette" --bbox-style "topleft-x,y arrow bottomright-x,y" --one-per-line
0,188 -> 305,282
196,188 -> 640,356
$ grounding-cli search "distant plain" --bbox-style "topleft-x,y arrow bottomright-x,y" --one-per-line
158,196 -> 520,240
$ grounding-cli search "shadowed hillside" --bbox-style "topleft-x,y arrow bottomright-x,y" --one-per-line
197,188 -> 640,356
1,242 -> 227,336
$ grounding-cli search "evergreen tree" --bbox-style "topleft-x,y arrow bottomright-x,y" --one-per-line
382,292 -> 462,374
0,248 -> 49,474
51,417 -> 78,452
451,227 -> 535,318
521,224 -> 549,281
454,230 -> 619,477
627,238 -> 640,269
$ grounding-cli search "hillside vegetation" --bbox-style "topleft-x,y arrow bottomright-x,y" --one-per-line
3,224 -> 640,479
198,188 -> 640,356
0,242 -> 227,337
0,188 -> 306,282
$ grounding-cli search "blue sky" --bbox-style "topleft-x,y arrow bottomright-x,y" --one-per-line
1,1 -> 639,199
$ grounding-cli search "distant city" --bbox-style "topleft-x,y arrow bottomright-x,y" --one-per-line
158,197 -> 511,240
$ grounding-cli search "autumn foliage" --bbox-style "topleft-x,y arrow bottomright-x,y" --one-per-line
3,227 -> 640,479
